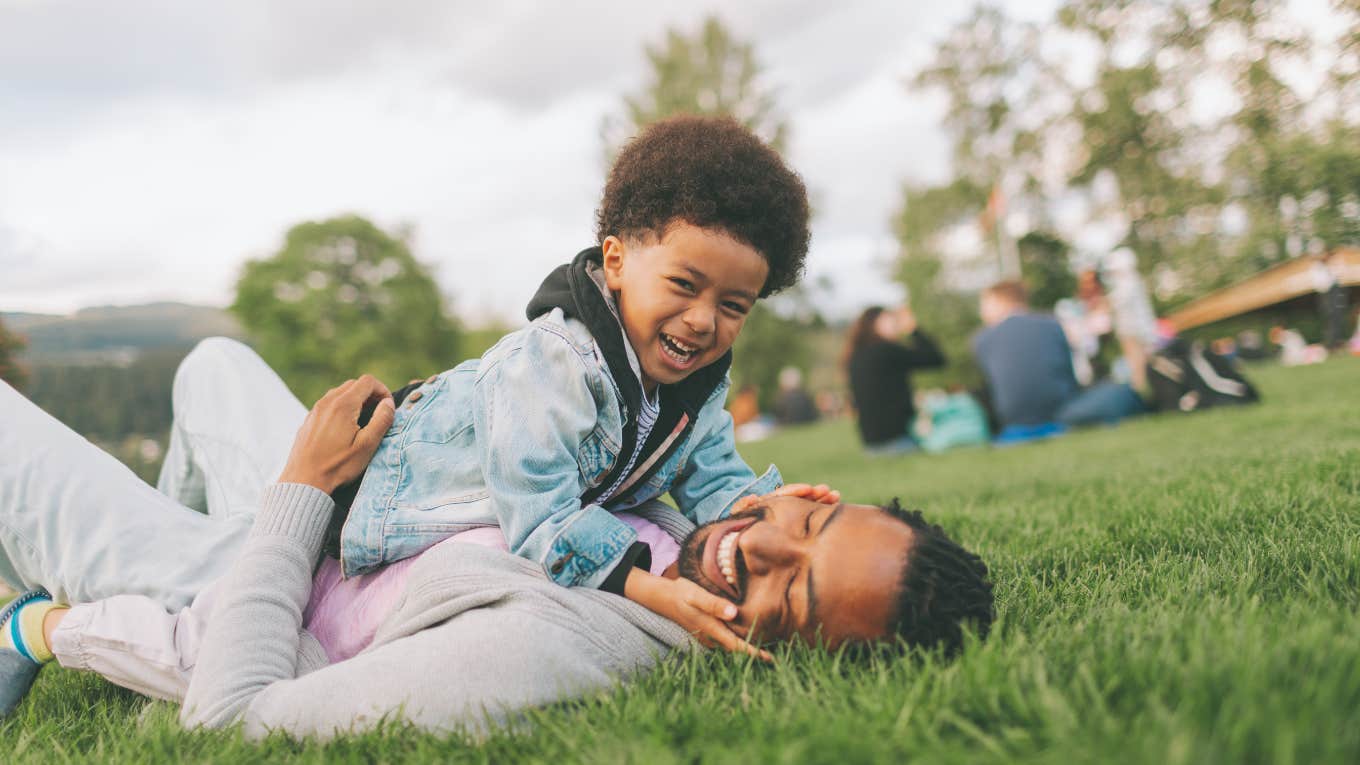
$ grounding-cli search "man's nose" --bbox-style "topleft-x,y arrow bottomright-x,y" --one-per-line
739,523 -> 800,575
682,303 -> 716,336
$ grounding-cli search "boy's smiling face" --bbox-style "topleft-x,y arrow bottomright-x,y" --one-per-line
603,222 -> 769,393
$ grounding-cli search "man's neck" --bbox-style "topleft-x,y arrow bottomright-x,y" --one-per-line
996,307 -> 1025,325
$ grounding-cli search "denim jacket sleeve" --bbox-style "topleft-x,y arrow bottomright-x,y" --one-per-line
472,324 -> 637,590
668,395 -> 782,526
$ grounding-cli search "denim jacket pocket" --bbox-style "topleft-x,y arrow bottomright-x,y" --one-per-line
388,370 -> 487,512
576,429 -> 617,490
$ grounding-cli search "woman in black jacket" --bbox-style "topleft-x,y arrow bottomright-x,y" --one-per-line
843,306 -> 946,454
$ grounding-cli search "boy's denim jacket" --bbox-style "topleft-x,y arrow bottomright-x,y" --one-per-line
338,248 -> 782,587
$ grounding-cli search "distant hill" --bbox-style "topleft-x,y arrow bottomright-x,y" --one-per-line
3,302 -> 243,364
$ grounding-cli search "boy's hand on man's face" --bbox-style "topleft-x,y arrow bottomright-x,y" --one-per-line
624,569 -> 773,663
278,375 -> 395,494
768,483 -> 841,505
730,484 -> 840,517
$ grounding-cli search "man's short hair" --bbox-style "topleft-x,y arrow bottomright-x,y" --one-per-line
880,500 -> 995,655
595,115 -> 811,297
983,280 -> 1029,308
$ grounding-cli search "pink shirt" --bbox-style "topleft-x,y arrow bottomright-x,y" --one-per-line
302,513 -> 682,663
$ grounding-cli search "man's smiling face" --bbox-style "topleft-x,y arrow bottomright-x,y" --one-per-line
676,496 -> 915,648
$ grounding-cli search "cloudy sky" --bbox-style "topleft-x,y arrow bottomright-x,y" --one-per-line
0,0 -> 1060,324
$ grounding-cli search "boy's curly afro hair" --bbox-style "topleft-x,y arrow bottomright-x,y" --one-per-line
596,115 -> 811,297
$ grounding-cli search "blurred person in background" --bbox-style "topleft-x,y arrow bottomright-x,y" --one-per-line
1271,325 -> 1327,366
974,281 -> 1143,443
1235,330 -> 1272,362
1103,248 -> 1159,392
728,383 -> 761,427
1074,269 -> 1115,380
1349,308 -> 1360,356
1313,252 -> 1351,350
772,366 -> 818,426
1054,297 -> 1100,386
842,306 -> 945,455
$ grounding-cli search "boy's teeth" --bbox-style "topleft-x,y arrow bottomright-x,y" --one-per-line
662,334 -> 697,360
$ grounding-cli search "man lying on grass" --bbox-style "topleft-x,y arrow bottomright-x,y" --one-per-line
0,349 -> 993,738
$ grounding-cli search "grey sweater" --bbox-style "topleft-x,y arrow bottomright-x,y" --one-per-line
180,483 -> 696,739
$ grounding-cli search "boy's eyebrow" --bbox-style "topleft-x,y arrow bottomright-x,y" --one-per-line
679,264 -> 758,301
680,265 -> 709,282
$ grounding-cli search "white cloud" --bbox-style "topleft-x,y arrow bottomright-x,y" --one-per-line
0,0 -> 1033,321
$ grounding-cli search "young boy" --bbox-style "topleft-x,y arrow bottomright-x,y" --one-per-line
323,114 -> 822,649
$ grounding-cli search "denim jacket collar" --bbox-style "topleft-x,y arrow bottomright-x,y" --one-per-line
525,247 -> 733,420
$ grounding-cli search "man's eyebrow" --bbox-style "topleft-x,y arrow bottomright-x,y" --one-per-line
806,503 -> 845,626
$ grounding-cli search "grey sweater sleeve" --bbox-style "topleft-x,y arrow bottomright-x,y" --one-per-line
180,482 -> 333,730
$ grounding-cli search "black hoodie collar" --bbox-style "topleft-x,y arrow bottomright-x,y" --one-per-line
526,247 -> 732,419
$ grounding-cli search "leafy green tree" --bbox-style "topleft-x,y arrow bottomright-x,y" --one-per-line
912,5 -> 1056,193
0,315 -> 27,391
1055,1 -> 1223,293
602,15 -> 788,161
1017,231 -> 1076,311
907,0 -> 1359,322
893,180 -> 989,387
898,6 -> 1069,388
232,215 -> 460,404
1332,0 -> 1360,124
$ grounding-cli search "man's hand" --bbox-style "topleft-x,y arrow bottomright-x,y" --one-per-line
890,306 -> 918,337
278,375 -> 395,494
624,569 -> 773,662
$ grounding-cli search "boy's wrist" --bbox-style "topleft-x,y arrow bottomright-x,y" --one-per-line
623,568 -> 667,606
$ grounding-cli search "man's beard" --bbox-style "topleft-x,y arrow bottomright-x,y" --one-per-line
676,524 -> 711,592
676,506 -> 763,601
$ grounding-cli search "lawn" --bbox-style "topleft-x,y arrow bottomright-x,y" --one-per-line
3,358 -> 1358,763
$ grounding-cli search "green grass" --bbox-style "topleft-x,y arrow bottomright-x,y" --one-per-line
4,358 -> 1359,763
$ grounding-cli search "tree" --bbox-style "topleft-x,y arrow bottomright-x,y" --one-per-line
0,315 -> 27,391
1017,231 -> 1077,311
912,5 -> 1059,194
906,0 -> 1359,323
231,215 -> 460,404
896,5 -> 1073,388
893,180 -> 989,387
602,15 -> 788,161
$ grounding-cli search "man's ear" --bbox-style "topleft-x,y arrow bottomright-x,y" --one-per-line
602,235 -> 626,290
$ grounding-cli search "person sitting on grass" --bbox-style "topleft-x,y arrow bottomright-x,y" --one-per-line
974,281 -> 1144,444
844,306 -> 946,455
0,347 -> 994,736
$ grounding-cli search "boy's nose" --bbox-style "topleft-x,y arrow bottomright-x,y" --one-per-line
682,305 -> 716,335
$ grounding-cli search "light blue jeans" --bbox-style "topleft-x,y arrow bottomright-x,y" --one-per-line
0,338 -> 305,609
1055,382 -> 1145,427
